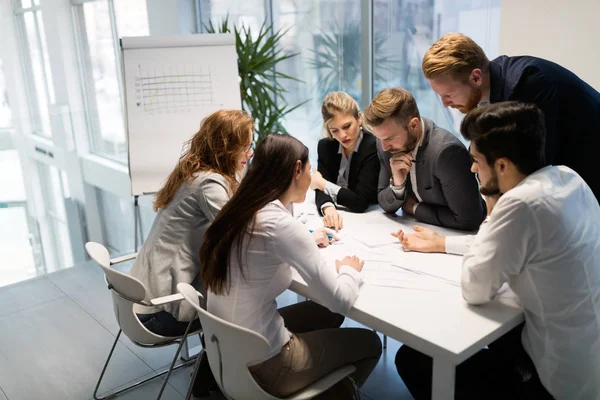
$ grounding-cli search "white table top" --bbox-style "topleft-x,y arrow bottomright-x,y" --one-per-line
290,195 -> 524,365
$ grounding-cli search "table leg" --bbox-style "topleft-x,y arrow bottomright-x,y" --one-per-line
431,357 -> 455,400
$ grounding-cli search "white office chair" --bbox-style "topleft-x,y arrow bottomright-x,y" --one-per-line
177,282 -> 360,400
85,242 -> 202,400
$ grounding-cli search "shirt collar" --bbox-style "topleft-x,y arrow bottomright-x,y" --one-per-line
412,118 -> 426,157
338,131 -> 364,155
477,88 -> 491,107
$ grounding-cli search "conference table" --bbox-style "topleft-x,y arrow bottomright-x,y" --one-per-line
289,195 -> 524,400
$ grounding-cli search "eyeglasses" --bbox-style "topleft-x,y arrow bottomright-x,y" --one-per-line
244,142 -> 255,153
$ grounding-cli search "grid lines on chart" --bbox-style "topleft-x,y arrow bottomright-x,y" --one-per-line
137,64 -> 214,113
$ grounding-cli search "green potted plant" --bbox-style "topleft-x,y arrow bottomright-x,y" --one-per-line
205,17 -> 308,141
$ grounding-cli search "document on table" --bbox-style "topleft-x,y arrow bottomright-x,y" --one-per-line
346,224 -> 401,247
318,241 -> 459,292
362,263 -> 459,292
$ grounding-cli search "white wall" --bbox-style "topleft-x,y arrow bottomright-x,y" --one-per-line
499,0 -> 600,91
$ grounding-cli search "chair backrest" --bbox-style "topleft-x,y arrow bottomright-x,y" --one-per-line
177,283 -> 280,400
85,242 -> 167,345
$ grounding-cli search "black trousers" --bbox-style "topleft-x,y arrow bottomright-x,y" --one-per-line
137,310 -> 201,337
396,324 -> 554,400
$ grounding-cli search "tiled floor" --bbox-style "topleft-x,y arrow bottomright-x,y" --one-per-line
0,262 -> 413,399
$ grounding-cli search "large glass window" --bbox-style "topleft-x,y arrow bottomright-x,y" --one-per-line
96,188 -> 155,255
374,0 -> 501,135
0,58 -> 12,128
37,163 -> 74,271
15,1 -> 55,137
198,0 -> 266,32
200,1 -> 363,164
0,150 -> 43,287
74,0 -> 149,160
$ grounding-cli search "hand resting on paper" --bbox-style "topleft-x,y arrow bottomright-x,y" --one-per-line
391,225 -> 446,253
311,227 -> 340,248
322,206 -> 343,230
335,256 -> 364,273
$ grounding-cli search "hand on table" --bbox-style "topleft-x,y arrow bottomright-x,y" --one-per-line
335,255 -> 364,273
311,227 -> 340,248
322,206 -> 343,230
391,225 -> 445,253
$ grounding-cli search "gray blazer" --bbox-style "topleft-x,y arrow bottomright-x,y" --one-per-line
130,172 -> 232,321
377,118 -> 485,231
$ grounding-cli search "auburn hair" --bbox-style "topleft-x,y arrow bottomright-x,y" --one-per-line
153,109 -> 254,211
422,33 -> 489,81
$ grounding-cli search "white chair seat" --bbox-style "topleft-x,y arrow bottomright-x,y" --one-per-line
177,282 -> 360,400
284,364 -> 356,399
85,242 -> 201,400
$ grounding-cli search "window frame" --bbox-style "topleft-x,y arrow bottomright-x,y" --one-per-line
12,0 -> 55,137
71,0 -> 128,163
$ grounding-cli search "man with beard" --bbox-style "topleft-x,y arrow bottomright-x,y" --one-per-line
394,102 -> 600,400
364,88 -> 485,230
422,33 -> 600,200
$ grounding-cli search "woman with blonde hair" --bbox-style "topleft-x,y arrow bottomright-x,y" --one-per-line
310,91 -> 380,230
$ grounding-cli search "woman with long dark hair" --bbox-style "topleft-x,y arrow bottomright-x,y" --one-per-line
200,133 -> 382,398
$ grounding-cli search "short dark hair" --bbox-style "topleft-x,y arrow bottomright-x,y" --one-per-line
460,102 -> 546,175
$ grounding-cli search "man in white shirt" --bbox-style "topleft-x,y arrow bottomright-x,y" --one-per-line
394,102 -> 600,399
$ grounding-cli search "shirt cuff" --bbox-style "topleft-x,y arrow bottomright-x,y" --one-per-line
412,202 -> 420,215
338,265 -> 364,285
324,181 -> 342,203
320,202 -> 335,215
445,235 -> 473,256
390,178 -> 406,198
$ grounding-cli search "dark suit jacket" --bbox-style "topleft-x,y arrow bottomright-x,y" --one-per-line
315,131 -> 380,214
377,118 -> 485,231
490,55 -> 600,199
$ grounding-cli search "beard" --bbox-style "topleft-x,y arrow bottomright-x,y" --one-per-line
404,128 -> 420,153
390,127 -> 420,155
479,172 -> 501,196
454,85 -> 483,114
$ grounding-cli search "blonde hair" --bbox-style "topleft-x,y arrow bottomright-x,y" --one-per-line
321,91 -> 362,139
422,33 -> 489,81
154,110 -> 254,211
364,88 -> 420,129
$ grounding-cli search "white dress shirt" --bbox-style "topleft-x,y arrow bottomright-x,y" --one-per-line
321,132 -> 364,212
462,166 -> 600,399
207,200 -> 364,361
390,119 -> 425,214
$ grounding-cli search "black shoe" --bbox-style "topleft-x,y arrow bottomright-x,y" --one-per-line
192,350 -> 221,398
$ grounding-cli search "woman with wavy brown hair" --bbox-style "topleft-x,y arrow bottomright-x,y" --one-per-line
130,109 -> 255,337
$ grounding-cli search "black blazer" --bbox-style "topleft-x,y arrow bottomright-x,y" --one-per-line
315,131 -> 380,214
490,55 -> 600,199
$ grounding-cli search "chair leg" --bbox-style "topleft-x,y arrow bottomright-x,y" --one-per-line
157,321 -> 194,400
93,328 -> 197,400
93,329 -> 122,400
348,376 -> 361,400
383,335 -> 387,349
185,348 -> 205,400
